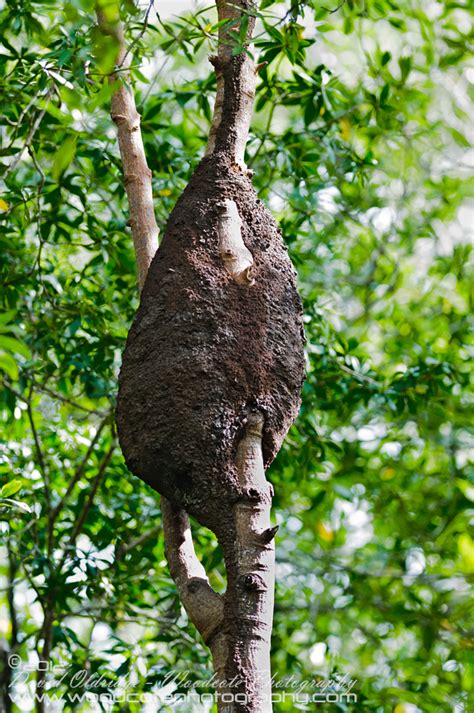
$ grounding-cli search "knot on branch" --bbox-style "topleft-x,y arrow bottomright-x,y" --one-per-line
209,55 -> 224,72
110,112 -> 128,125
240,573 -> 265,592
244,487 -> 262,502
187,577 -> 207,594
124,173 -> 146,186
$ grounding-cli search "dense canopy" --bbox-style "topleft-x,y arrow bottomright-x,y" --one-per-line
0,0 -> 473,711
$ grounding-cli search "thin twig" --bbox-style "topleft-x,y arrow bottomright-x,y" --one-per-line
6,88 -> 45,150
118,523 -> 161,556
118,0 -> 156,70
66,443 -> 115,551
28,145 -> 46,194
37,385 -> 110,417
49,416 -> 111,525
4,100 -> 49,179
25,386 -> 52,521
338,362 -> 380,386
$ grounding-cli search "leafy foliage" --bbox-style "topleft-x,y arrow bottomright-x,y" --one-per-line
0,0 -> 472,711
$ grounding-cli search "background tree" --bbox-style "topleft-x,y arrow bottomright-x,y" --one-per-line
0,0 -> 473,712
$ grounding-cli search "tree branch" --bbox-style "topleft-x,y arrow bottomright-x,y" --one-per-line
4,99 -> 49,179
26,389 -> 47,479
34,381 -> 110,417
214,412 -> 276,710
96,0 -> 159,289
25,386 -> 52,522
49,415 -> 110,525
100,4 -> 279,709
118,0 -> 156,71
116,523 -> 161,558
205,0 -> 260,168
35,607 -> 54,713
2,376 -> 111,418
161,499 -> 224,646
66,442 -> 115,551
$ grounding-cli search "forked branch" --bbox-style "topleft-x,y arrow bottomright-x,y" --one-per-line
162,499 -> 224,644
98,3 -> 278,710
95,0 -> 220,642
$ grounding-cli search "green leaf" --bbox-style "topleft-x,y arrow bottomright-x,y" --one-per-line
0,310 -> 17,327
380,84 -> 390,105
0,353 -> 19,380
52,135 -> 77,181
0,335 -> 31,359
2,499 -> 32,514
399,56 -> 411,82
1,479 -> 23,498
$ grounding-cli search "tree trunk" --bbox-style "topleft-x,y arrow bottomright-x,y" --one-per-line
0,548 -> 18,713
98,3 -> 305,711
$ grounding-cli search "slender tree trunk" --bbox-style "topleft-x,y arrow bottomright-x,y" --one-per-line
0,547 -> 18,713
213,412 -> 275,710
35,615 -> 53,713
200,7 -> 276,705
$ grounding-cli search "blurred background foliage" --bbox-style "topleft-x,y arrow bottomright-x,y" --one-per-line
0,0 -> 473,711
